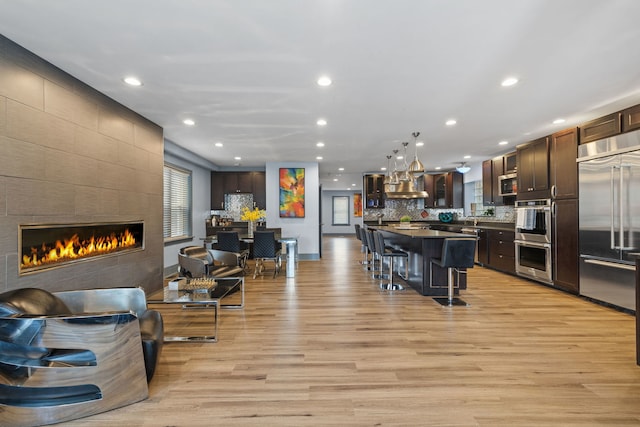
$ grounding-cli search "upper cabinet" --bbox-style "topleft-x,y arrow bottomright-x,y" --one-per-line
433,171 -> 463,208
550,127 -> 578,200
622,104 -> 640,133
517,136 -> 550,200
579,112 -> 622,144
483,153 -> 516,206
211,171 -> 266,210
364,174 -> 385,208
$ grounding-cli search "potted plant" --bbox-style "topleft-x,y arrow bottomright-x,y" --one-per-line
399,215 -> 412,224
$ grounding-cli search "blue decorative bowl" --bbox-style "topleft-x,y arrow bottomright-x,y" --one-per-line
438,212 -> 454,223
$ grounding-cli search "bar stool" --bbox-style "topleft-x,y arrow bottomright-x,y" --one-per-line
373,230 -> 408,291
364,229 -> 382,276
354,224 -> 370,266
430,238 -> 476,306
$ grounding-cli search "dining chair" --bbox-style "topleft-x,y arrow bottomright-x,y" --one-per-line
252,231 -> 282,279
216,231 -> 250,272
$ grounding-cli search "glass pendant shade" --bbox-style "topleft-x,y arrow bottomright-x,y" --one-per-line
399,142 -> 411,182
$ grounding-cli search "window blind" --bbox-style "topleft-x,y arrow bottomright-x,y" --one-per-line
163,163 -> 192,241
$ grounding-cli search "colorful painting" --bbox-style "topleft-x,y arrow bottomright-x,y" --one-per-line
353,193 -> 362,217
279,168 -> 305,217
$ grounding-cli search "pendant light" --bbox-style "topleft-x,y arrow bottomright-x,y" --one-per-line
390,149 -> 400,185
399,142 -> 411,182
408,131 -> 425,178
383,155 -> 392,185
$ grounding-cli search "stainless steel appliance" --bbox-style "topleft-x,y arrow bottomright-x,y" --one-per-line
514,199 -> 553,284
498,173 -> 517,196
577,130 -> 640,311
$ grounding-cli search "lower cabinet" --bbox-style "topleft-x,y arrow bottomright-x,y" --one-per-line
477,228 -> 515,275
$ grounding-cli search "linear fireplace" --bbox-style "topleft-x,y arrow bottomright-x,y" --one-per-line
19,221 -> 144,276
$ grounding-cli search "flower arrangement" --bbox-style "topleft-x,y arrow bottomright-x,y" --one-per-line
241,207 -> 265,222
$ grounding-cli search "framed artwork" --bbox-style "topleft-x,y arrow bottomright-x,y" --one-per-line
353,193 -> 362,217
279,168 -> 305,217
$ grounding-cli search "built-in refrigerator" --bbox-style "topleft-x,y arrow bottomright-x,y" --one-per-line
577,130 -> 640,311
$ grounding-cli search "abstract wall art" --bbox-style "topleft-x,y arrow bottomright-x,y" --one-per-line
279,168 -> 305,217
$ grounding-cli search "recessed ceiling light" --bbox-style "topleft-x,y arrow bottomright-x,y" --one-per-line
381,167 -> 387,171
416,142 -> 424,147
123,76 -> 142,86
317,76 -> 332,86
352,183 -> 356,186
316,119 -> 327,126
333,178 -> 338,182
183,119 -> 195,126
215,142 -> 223,147
464,155 -> 471,159
553,118 -> 566,124
501,77 -> 519,87
316,142 -> 325,147
234,156 -> 241,160
316,156 -> 323,160
499,140 -> 508,145
435,166 -> 442,170
338,167 -> 344,171
445,119 -> 457,126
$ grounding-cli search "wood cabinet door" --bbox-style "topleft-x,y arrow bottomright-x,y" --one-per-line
552,198 -> 579,294
251,172 -> 266,209
422,174 -> 435,208
492,156 -> 504,206
211,172 -> 225,210
550,127 -> 578,200
477,229 -> 489,265
236,173 -> 253,193
517,136 -> 549,200
445,172 -> 463,208
579,112 -> 621,144
482,160 -> 493,205
622,104 -> 640,133
434,174 -> 446,207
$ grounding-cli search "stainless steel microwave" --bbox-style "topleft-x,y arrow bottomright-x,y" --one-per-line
498,173 -> 517,196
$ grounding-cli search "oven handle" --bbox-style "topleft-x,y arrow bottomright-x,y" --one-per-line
515,240 -> 551,249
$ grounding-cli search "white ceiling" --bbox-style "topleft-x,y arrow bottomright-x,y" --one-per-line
3,0 -> 640,190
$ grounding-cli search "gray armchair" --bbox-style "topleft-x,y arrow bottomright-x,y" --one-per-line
178,246 -> 244,278
0,287 -> 163,427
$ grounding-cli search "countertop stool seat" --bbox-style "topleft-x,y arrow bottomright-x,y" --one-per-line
430,238 -> 476,306
354,224 -> 370,266
373,230 -> 408,291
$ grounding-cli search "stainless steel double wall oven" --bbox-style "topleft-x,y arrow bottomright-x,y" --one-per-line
514,199 -> 553,284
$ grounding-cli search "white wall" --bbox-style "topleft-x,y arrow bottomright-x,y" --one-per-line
321,190 -> 362,235
265,162 -> 320,259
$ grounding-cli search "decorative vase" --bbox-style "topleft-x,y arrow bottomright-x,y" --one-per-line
248,221 -> 255,238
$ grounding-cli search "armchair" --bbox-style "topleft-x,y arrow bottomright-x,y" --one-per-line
178,246 -> 244,278
0,287 -> 163,427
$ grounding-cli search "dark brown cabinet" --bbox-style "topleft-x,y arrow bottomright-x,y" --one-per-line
579,112 -> 621,144
482,156 -> 505,206
552,198 -> 579,294
487,229 -> 515,274
364,174 -> 385,208
622,104 -> 640,133
550,127 -> 578,200
211,171 -> 266,210
422,174 -> 435,208
504,151 -> 517,174
517,136 -> 550,200
477,229 -> 489,265
433,172 -> 463,208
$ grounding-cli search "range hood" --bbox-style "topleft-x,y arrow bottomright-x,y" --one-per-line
384,179 -> 429,199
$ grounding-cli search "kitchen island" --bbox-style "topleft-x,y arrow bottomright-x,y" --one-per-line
369,226 -> 477,296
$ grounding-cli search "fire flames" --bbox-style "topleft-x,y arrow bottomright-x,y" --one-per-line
21,229 -> 137,269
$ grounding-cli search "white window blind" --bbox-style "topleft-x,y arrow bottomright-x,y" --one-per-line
332,196 -> 350,225
163,163 -> 192,241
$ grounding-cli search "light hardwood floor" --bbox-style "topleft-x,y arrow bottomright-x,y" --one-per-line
64,236 -> 640,426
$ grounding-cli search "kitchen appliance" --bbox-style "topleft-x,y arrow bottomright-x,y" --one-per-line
514,199 -> 553,284
577,130 -> 640,311
498,173 -> 518,196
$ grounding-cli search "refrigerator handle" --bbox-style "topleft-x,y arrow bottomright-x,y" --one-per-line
610,166 -> 617,249
620,164 -> 632,250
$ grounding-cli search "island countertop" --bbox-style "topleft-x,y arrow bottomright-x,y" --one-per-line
369,225 -> 477,239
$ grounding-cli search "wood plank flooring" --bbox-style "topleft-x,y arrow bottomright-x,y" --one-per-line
63,236 -> 640,426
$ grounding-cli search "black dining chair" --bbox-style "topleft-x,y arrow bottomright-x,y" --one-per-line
252,231 -> 282,279
430,238 -> 476,306
216,231 -> 250,272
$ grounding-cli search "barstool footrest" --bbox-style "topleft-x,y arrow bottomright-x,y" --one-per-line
433,297 -> 469,306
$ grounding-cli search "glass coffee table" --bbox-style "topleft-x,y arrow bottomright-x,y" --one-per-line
148,276 -> 243,343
